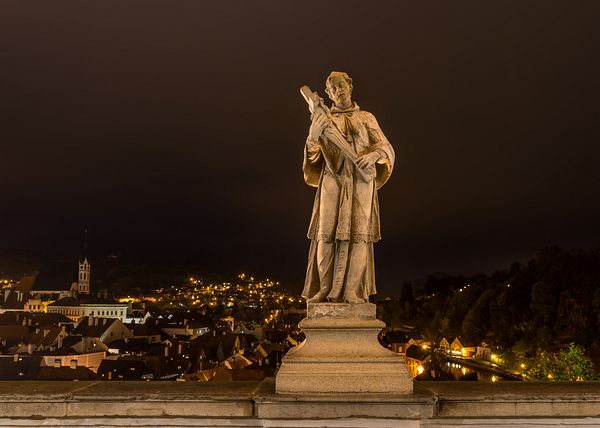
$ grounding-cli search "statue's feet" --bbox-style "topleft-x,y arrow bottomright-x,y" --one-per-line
344,290 -> 366,304
306,288 -> 331,303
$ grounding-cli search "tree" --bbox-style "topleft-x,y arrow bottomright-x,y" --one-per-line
562,343 -> 597,381
525,343 -> 596,381
556,291 -> 588,338
592,288 -> 600,330
427,310 -> 443,340
400,282 -> 415,307
530,281 -> 557,324
461,289 -> 493,343
461,310 -> 483,343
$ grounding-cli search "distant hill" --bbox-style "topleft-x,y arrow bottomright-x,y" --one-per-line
379,246 -> 600,364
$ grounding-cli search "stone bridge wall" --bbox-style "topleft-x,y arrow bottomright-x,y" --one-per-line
1,379 -> 599,427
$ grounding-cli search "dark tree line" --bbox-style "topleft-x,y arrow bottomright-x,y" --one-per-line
380,247 -> 600,366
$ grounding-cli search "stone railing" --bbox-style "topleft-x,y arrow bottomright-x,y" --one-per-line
1,379 -> 600,427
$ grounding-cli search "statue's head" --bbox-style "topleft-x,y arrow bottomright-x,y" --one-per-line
325,71 -> 353,107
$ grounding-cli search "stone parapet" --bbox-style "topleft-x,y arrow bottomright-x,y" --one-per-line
0,380 -> 256,422
256,378 -> 434,420
1,380 -> 600,426
422,381 -> 600,418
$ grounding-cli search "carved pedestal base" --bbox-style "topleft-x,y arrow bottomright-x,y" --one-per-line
275,302 -> 413,394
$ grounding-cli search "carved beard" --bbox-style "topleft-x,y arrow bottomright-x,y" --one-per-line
333,92 -> 351,106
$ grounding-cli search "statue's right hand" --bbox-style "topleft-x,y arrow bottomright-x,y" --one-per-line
309,112 -> 330,141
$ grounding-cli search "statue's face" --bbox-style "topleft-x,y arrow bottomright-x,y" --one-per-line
327,76 -> 352,106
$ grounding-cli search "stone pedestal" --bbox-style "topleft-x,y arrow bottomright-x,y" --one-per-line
275,302 -> 413,394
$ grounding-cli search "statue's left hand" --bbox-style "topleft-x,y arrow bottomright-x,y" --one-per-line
356,152 -> 380,170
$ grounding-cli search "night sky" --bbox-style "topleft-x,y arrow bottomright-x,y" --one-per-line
2,1 -> 600,292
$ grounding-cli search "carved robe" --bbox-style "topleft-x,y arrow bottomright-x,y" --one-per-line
302,103 -> 395,301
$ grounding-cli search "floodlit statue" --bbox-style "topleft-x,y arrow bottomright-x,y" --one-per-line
277,75 -> 409,394
301,71 -> 395,304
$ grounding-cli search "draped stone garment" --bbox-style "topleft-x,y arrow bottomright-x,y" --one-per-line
302,103 -> 395,301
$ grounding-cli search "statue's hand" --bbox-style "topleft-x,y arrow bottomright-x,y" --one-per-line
356,151 -> 380,170
308,112 -> 330,141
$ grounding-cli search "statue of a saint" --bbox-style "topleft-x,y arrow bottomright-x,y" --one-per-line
301,71 -> 395,304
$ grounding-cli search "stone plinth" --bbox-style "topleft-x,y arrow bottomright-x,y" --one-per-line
275,302 -> 413,394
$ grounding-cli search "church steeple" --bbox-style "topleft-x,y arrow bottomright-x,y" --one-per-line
78,229 -> 91,295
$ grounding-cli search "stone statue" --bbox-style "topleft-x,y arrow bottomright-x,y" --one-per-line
301,71 -> 395,304
277,78 -> 408,394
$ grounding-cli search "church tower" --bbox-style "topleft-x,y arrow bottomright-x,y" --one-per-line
78,230 -> 91,295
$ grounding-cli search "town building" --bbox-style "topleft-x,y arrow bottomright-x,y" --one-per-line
71,316 -> 133,352
0,289 -> 31,313
41,351 -> 105,373
46,297 -> 130,322
77,232 -> 91,295
404,344 -> 431,378
439,337 -> 450,352
476,341 -> 492,358
27,264 -> 78,300
449,337 -> 476,358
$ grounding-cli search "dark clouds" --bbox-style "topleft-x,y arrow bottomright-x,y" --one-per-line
1,1 -> 600,292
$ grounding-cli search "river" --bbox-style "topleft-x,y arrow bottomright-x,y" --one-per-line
422,353 -> 521,381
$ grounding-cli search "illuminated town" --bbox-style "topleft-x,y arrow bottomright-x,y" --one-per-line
3,245 -> 596,382
0,252 -> 311,381
145,273 -> 298,315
